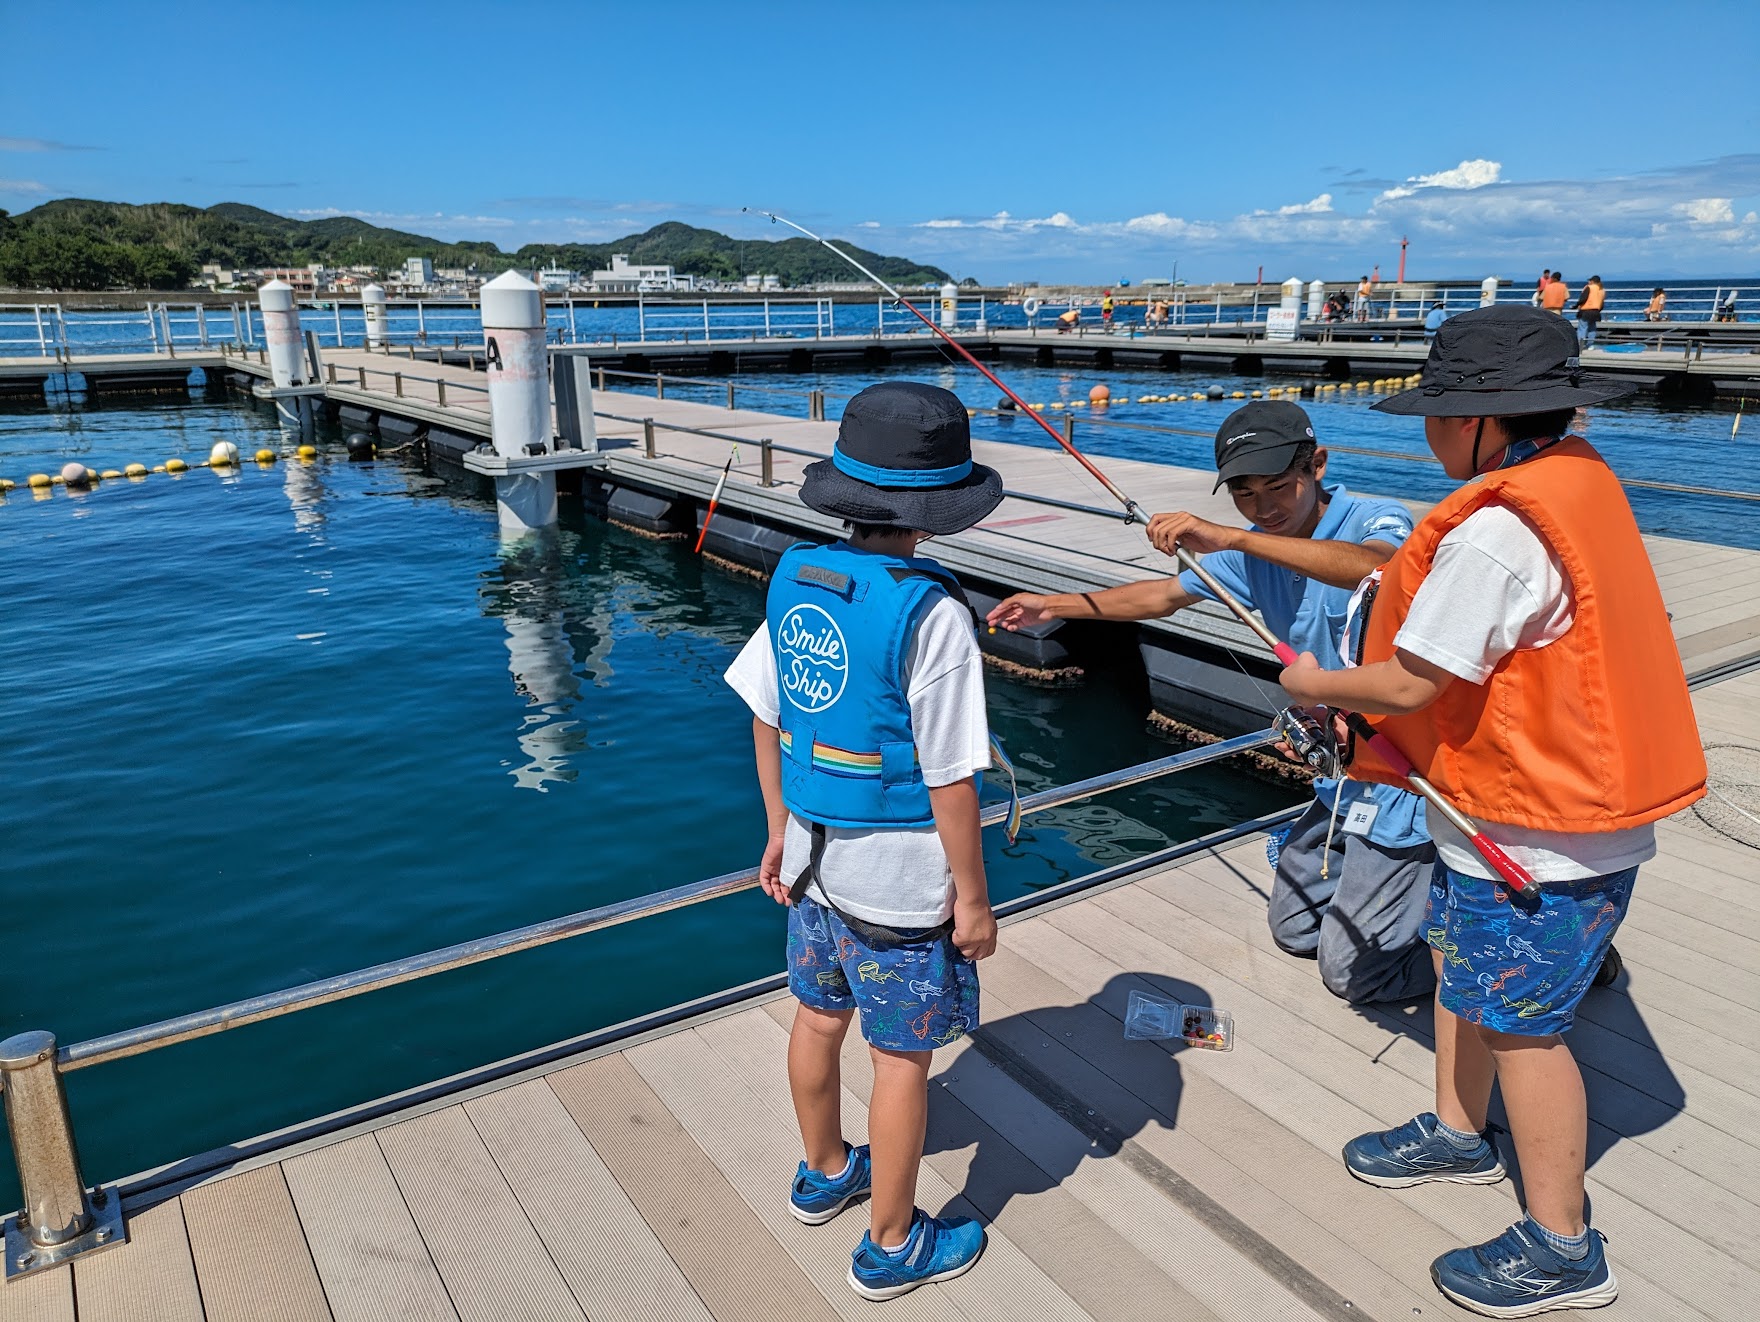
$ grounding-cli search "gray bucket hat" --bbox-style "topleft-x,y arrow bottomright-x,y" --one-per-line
1374,304 -> 1633,417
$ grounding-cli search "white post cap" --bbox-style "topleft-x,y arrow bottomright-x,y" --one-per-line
481,270 -> 543,329
361,282 -> 386,302
258,279 -> 294,311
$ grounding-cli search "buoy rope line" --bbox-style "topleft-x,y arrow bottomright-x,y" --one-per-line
1,447 -> 315,498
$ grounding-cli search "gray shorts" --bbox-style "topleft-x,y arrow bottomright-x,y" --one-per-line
1267,795 -> 1436,1004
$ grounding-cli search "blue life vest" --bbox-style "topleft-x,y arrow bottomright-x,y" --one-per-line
768,541 -> 964,829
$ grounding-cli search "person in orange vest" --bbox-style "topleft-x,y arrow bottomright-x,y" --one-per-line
1278,305 -> 1706,1318
1574,275 -> 1605,346
1540,270 -> 1569,313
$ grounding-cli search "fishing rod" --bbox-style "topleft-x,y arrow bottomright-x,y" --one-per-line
749,207 -> 1537,898
747,208 -> 1146,525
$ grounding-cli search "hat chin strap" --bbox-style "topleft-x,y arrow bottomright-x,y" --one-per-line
1470,417 -> 1489,475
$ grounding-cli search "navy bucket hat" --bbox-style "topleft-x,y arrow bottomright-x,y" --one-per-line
1374,304 -> 1633,417
799,382 -> 1004,535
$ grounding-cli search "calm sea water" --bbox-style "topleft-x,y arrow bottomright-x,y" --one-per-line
0,388 -> 1291,1202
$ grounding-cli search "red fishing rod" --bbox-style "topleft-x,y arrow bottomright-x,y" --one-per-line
694,446 -> 737,554
749,208 -> 1537,898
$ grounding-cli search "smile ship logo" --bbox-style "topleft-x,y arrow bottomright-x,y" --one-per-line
778,604 -> 849,713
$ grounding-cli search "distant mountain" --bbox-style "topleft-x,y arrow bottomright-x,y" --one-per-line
0,199 -> 950,291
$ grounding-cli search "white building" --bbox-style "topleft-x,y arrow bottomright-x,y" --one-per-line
590,254 -> 695,293
538,265 -> 576,294
402,257 -> 435,288
742,273 -> 783,292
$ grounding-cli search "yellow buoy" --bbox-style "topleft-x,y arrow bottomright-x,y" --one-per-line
28,473 -> 52,488
125,463 -> 149,478
1250,390 -> 1263,399
297,445 -> 318,459
1028,403 -> 1044,410
100,470 -> 122,480
1230,391 -> 1246,400
255,449 -> 277,464
1047,402 -> 1065,410
152,465 -> 167,473
0,479 -> 15,492
166,458 -> 189,473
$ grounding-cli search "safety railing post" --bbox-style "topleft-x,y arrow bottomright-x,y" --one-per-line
437,380 -> 447,408
597,366 -> 606,392
643,417 -> 656,458
1063,413 -> 1075,445
727,382 -> 736,410
656,372 -> 665,400
760,437 -> 774,487
326,363 -> 336,384
358,365 -> 367,388
395,372 -> 403,398
1,1031 -> 126,1278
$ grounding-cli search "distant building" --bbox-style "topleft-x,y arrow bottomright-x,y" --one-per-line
198,264 -> 237,289
538,265 -> 576,294
591,254 -> 695,293
400,257 -> 435,289
742,273 -> 783,292
255,265 -> 329,294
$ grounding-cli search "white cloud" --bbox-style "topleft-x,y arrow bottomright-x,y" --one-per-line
857,220 -> 880,228
1676,197 -> 1736,225
1275,193 -> 1333,215
0,178 -> 47,193
1747,211 -> 1759,225
1378,159 -> 1501,202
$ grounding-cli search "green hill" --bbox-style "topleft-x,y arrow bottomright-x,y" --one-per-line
0,200 -> 949,291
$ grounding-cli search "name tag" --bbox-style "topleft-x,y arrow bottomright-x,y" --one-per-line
1341,801 -> 1379,836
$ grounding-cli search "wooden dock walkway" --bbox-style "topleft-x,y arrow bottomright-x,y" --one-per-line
8,666 -> 1753,1322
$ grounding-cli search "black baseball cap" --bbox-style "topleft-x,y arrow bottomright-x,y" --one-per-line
1211,400 -> 1317,491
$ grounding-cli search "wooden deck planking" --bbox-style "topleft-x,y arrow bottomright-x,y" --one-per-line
627,1020 -> 1094,1321
374,1107 -> 586,1322
0,1265 -> 73,1322
1016,891 -> 1743,1320
549,1053 -> 841,1322
180,1163 -> 333,1322
70,1198 -> 204,1322
281,1133 -> 460,1322
461,1080 -> 712,1322
758,999 -> 1226,1322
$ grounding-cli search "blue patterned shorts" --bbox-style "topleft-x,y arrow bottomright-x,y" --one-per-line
1427,863 -> 1636,1036
786,894 -> 979,1053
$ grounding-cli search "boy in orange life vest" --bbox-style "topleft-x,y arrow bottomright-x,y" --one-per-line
1278,306 -> 1706,1318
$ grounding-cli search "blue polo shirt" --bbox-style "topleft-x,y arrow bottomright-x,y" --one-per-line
1178,484 -> 1429,850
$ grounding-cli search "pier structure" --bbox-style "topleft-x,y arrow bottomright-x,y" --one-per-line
1,670 -> 1752,1320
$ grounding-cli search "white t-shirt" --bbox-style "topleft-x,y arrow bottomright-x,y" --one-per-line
1393,502 -> 1656,883
724,595 -> 991,927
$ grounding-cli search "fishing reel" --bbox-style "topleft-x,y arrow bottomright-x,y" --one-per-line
1275,706 -> 1343,778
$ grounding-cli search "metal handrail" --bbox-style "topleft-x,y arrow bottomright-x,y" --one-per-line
5,727 -> 1276,1091
591,410 -> 1133,522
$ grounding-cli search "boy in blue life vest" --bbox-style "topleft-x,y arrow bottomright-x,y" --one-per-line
990,400 -> 1436,1006
724,381 -> 1003,1301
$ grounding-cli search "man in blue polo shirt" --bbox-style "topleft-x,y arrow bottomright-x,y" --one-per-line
988,400 -> 1434,1004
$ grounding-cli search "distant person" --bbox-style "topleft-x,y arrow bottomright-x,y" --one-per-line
1532,269 -> 1553,307
726,382 -> 1000,1300
1424,301 -> 1447,339
989,401 -> 1437,1007
1644,287 -> 1668,321
1575,275 -> 1605,346
1541,272 -> 1569,313
1056,304 -> 1081,334
1101,291 -> 1115,327
1326,290 -> 1351,322
1715,289 -> 1739,322
1355,276 -> 1373,321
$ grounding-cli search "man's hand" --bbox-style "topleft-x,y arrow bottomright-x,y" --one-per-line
1146,511 -> 1240,559
757,832 -> 791,905
952,898 -> 998,961
986,593 -> 1057,631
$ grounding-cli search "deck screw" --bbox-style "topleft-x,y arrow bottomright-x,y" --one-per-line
17,1252 -> 34,1269
96,1228 -> 111,1243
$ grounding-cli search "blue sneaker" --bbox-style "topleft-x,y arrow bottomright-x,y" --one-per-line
1343,1113 -> 1506,1188
789,1144 -> 871,1225
848,1208 -> 987,1300
1432,1220 -> 1618,1317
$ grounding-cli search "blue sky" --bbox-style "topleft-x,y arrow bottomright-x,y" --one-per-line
4,0 -> 1758,282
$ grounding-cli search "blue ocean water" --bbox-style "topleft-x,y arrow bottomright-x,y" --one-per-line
0,389 -> 1289,1202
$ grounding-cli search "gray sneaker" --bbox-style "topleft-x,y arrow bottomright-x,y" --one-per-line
1344,1113 -> 1506,1189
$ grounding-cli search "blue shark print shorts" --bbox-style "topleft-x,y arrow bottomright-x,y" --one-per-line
786,894 -> 979,1053
1426,863 -> 1636,1036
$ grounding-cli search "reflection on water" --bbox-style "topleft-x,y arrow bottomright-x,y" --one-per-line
483,527 -> 585,791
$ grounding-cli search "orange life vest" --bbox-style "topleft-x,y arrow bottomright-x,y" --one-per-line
1350,437 -> 1705,832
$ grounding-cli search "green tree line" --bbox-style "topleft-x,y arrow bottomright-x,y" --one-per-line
0,200 -> 950,291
